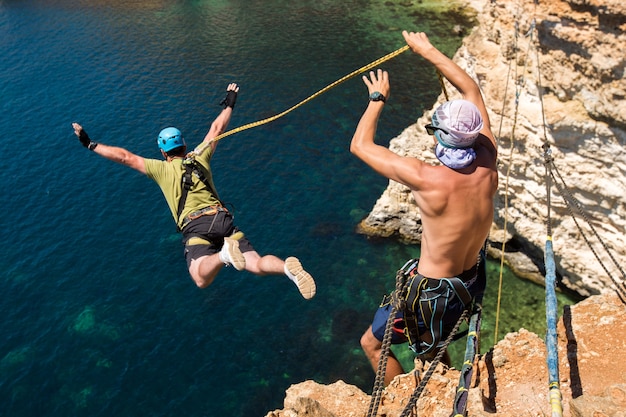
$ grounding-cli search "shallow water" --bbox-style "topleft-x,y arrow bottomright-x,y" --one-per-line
0,1 -> 578,416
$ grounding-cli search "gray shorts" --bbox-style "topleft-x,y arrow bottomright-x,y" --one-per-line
182,211 -> 254,268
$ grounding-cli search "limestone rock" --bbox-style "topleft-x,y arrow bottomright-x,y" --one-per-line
570,384 -> 626,417
266,380 -> 369,417
267,292 -> 626,417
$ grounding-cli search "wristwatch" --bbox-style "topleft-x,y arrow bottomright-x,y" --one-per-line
369,91 -> 386,103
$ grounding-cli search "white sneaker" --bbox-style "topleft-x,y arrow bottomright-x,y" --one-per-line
284,257 -> 316,300
219,237 -> 245,271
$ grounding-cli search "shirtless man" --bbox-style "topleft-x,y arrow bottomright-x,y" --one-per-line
352,31 -> 498,385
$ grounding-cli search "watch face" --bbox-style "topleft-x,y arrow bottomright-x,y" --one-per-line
369,92 -> 385,102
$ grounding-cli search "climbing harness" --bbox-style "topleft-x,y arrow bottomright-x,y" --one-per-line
367,309 -> 468,417
176,156 -> 224,232
403,266 -> 473,356
399,311 -> 468,417
366,254 -> 483,417
179,205 -> 229,231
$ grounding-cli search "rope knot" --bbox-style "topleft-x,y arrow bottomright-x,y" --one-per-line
390,290 -> 406,311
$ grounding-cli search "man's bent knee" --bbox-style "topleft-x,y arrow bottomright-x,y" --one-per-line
360,326 -> 380,353
192,276 -> 210,288
189,256 -> 218,288
189,269 -> 212,288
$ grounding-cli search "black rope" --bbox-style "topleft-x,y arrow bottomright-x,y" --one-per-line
366,267 -> 410,417
398,310 -> 469,417
536,32 -> 553,239
550,165 -> 626,300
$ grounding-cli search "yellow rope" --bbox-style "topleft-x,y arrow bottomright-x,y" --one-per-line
436,70 -> 449,101
495,106 -> 517,344
192,44 -> 450,159
494,14 -> 538,345
210,45 -> 411,144
492,24 -> 516,346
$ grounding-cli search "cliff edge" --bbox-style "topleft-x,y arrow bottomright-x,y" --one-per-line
267,292 -> 625,417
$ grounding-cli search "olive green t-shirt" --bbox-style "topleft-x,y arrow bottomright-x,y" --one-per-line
144,146 -> 221,229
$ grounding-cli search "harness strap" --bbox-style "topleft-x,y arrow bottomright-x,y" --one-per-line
444,277 -> 473,305
404,275 -> 473,356
176,162 -> 195,231
176,156 -> 223,232
185,236 -> 212,246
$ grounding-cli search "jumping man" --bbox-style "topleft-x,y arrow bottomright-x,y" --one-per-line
72,83 -> 316,299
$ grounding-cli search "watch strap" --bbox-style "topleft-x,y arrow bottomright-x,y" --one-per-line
369,91 -> 386,103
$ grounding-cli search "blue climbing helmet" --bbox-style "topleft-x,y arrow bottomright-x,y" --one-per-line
157,127 -> 186,152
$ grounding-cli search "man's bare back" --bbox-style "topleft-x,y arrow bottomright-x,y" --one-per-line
412,136 -> 497,278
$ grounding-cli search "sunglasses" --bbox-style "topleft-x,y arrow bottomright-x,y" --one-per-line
425,124 -> 449,136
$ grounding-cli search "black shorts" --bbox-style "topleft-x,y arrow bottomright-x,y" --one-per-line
181,211 -> 254,268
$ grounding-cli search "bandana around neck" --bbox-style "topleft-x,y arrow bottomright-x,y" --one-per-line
435,143 -> 476,169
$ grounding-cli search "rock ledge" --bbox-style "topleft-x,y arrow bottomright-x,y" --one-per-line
267,292 -> 626,417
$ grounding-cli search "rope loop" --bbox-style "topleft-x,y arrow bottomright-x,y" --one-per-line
210,45 -> 410,144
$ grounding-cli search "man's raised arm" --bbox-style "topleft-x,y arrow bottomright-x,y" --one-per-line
72,122 -> 146,174
402,31 -> 494,147
197,83 -> 239,155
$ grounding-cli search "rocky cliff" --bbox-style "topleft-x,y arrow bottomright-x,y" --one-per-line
266,293 -> 625,417
356,0 -> 626,298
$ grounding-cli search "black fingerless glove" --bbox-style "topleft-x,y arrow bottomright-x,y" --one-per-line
78,129 -> 98,151
220,90 -> 238,109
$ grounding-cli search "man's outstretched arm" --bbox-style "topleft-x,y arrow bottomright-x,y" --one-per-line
350,69 -> 424,189
72,122 -> 146,174
198,83 -> 239,154
402,31 -> 495,149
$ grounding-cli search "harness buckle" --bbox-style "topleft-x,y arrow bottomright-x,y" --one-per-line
181,206 -> 228,229
187,206 -> 218,220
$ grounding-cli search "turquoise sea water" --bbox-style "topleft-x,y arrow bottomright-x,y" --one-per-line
0,1 -> 578,416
